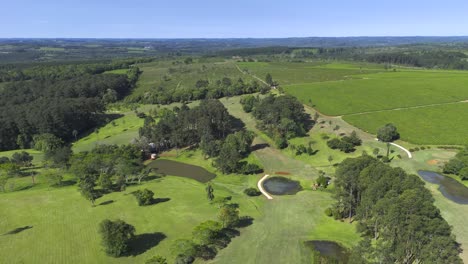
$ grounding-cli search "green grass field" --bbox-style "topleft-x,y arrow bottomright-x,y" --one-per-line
0,146 -> 360,264
343,103 -> 468,145
284,71 -> 468,116
72,112 -> 144,152
126,60 -> 255,102
237,61 -> 385,85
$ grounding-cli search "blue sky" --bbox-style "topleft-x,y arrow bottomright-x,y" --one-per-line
2,0 -> 468,38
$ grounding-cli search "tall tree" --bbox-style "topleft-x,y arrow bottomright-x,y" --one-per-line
377,123 -> 399,157
206,184 -> 214,201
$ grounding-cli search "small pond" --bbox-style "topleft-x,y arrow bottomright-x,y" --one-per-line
418,170 -> 468,204
304,240 -> 350,263
262,176 -> 302,195
148,159 -> 216,183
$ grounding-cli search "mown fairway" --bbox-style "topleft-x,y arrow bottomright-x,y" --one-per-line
0,148 -> 360,264
0,170 -> 261,264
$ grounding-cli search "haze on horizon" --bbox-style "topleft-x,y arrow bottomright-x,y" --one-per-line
2,0 -> 468,38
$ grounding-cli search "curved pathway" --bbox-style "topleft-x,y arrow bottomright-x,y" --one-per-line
375,138 -> 412,159
390,142 -> 413,158
257,174 -> 273,200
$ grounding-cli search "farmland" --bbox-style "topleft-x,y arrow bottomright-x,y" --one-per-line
344,103 -> 468,145
240,61 -> 468,145
2,54 -> 468,263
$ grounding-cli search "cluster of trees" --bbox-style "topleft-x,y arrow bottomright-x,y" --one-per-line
443,146 -> 468,180
0,152 -> 33,191
134,77 -> 270,105
139,100 -> 261,174
0,73 -> 134,151
241,94 -> 310,148
288,47 -> 468,70
171,202 -> 248,263
331,156 -> 462,263
326,131 -> 362,153
0,58 -> 150,82
365,50 -> 468,69
70,144 -> 146,205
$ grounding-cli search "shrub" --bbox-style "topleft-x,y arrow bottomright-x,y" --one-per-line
327,138 -> 341,149
174,255 -> 195,264
239,163 -> 262,175
145,255 -> 168,264
414,147 -> 420,151
443,159 -> 465,175
133,189 -> 154,206
244,188 -> 261,196
409,148 -> 415,152
324,208 -> 333,217
275,137 -> 288,149
397,154 -> 402,159
421,146 -> 426,150
295,144 -> 307,155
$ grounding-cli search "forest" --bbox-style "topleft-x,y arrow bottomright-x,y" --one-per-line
0,68 -> 138,151
333,156 -> 462,263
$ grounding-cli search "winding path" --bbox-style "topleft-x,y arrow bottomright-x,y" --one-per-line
375,138 -> 413,159
390,142 -> 413,158
257,174 -> 273,200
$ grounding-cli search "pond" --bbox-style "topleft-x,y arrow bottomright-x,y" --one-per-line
418,170 -> 468,204
304,240 -> 350,263
148,159 -> 216,183
262,176 -> 302,195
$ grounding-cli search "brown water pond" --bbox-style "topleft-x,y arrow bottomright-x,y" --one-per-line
148,159 -> 216,183
304,240 -> 350,263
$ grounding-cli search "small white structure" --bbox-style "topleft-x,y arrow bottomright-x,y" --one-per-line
150,154 -> 157,160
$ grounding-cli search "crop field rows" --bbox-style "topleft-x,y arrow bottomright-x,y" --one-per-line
239,61 -> 468,145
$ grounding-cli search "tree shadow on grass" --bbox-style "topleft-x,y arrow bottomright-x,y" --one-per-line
235,216 -> 254,228
3,226 -> 33,235
153,198 -> 171,204
251,143 -> 270,151
59,180 -> 77,187
98,200 -> 114,206
125,232 -> 166,256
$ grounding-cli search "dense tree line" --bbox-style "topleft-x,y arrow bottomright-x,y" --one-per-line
443,146 -> 468,180
331,156 -> 462,263
0,58 -> 150,82
0,73 -> 134,151
290,47 -> 468,70
133,77 -> 270,105
139,100 -> 261,174
241,94 -> 310,148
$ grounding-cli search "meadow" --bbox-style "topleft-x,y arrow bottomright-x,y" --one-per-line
126,60 -> 255,102
237,61 -> 385,85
